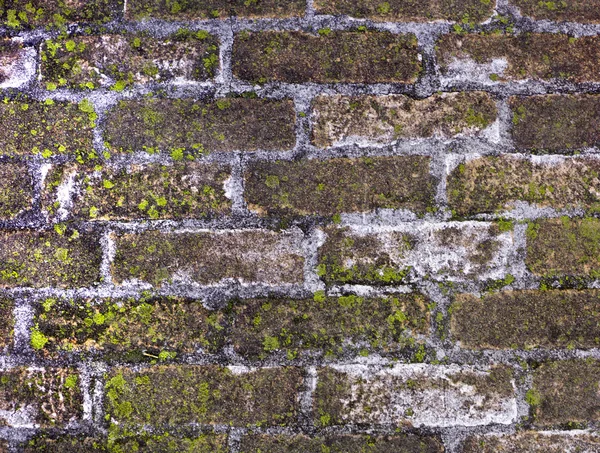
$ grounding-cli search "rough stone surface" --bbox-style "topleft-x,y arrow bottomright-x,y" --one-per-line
240,433 -> 445,453
0,160 -> 33,219
105,365 -> 304,427
0,228 -> 102,288
314,0 -> 495,22
232,31 -> 421,84
529,360 -> 600,426
0,298 -> 13,350
314,364 -> 516,428
437,33 -> 600,83
312,92 -> 497,148
245,156 -> 436,217
463,431 -> 600,452
447,156 -> 600,216
104,97 -> 296,154
451,290 -> 600,349
112,229 -> 305,286
126,0 -> 306,20
512,0 -> 600,23
43,162 -> 232,221
41,32 -> 220,90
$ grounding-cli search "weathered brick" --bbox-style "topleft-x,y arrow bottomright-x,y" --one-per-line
112,229 -> 304,287
447,156 -> 600,216
314,0 -> 494,22
41,32 -> 219,90
315,364 -> 516,427
0,227 -> 102,288
43,162 -> 231,221
240,433 -> 444,453
0,367 -> 82,428
232,31 -> 421,84
451,290 -> 600,349
126,0 -> 305,20
512,0 -> 600,23
244,156 -> 436,217
510,95 -> 600,152
317,223 -> 514,285
529,359 -> 600,425
231,294 -> 430,359
3,0 -> 122,28
0,298 -> 13,349
527,218 -> 600,278
0,161 -> 33,219
104,97 -> 296,154
23,432 -> 228,452
105,365 -> 303,427
463,431 -> 600,452
312,92 -> 496,148
0,38 -> 34,87
0,99 -> 96,158
437,33 -> 600,83
33,296 -> 226,359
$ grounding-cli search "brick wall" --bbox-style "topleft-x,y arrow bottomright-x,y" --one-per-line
0,0 -> 598,451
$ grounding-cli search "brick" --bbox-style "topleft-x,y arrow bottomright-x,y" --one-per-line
437,33 -> 600,83
0,367 -> 82,428
3,0 -> 122,28
240,433 -> 444,453
447,156 -> 600,217
312,92 -> 496,148
0,38 -> 34,87
0,298 -> 13,349
105,365 -> 303,427
43,162 -> 232,221
22,436 -> 106,452
103,97 -> 296,154
510,95 -> 600,152
231,294 -> 431,359
314,0 -> 494,22
451,290 -> 600,349
126,0 -> 305,20
0,99 -> 96,158
0,161 -> 33,219
41,32 -> 219,90
317,223 -> 514,285
0,227 -> 102,288
232,31 -> 421,84
315,364 -> 515,427
463,431 -> 600,452
527,218 -> 600,278
112,229 -> 304,287
512,0 -> 600,23
244,156 -> 436,217
33,296 -> 226,359
529,359 -> 600,425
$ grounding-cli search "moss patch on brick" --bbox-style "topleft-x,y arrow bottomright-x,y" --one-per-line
2,0 -> 122,29
530,359 -> 600,426
0,368 -> 82,427
314,0 -> 494,22
0,98 -> 96,159
43,162 -> 231,221
511,0 -> 600,23
451,290 -> 600,349
232,31 -> 421,84
34,295 -> 225,360
41,31 -> 219,90
526,218 -> 600,278
447,156 -> 600,217
231,294 -> 430,359
510,94 -> 600,152
463,431 -> 600,452
103,97 -> 296,154
312,92 -> 497,147
0,228 -> 102,288
112,230 -> 304,286
244,156 -> 436,218
437,33 -> 600,82
126,0 -> 305,20
0,161 -> 33,219
240,433 -> 444,453
105,365 -> 303,428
